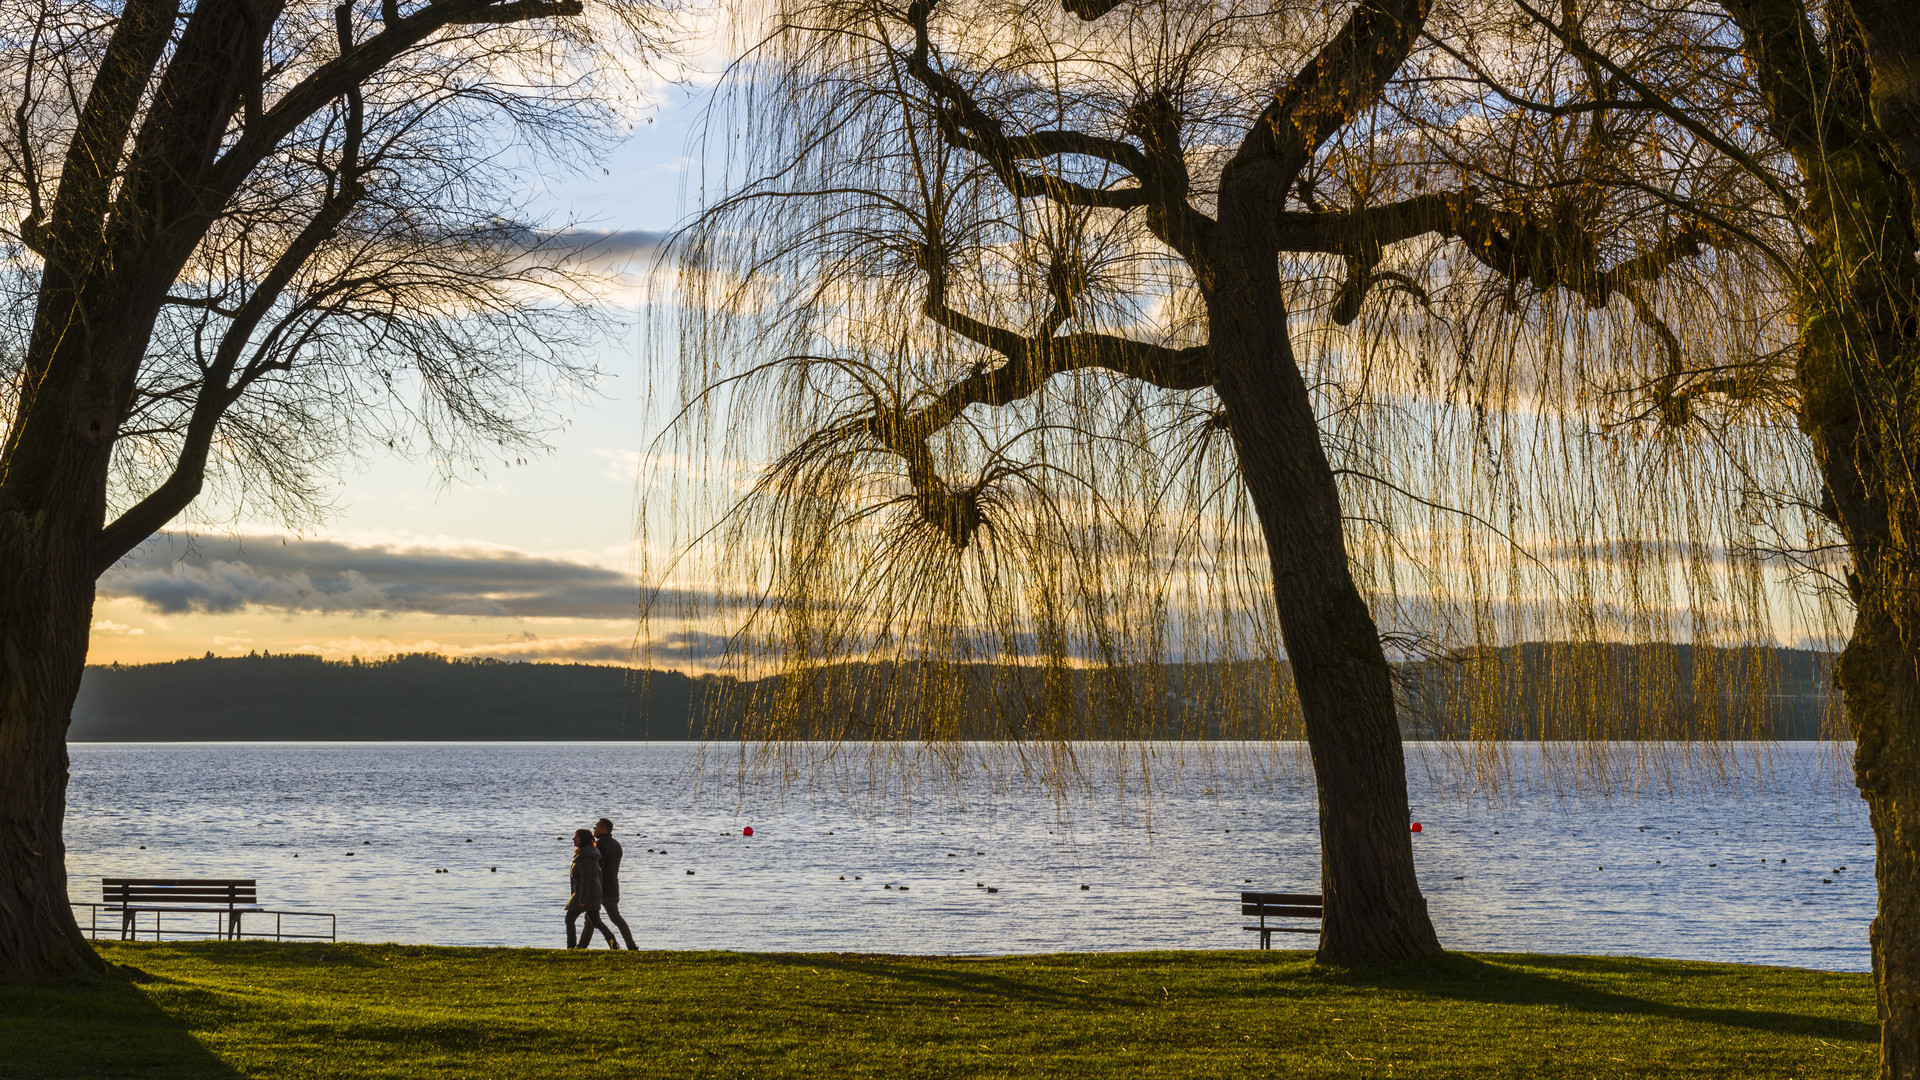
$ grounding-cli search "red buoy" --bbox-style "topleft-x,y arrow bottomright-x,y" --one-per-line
742,826 -> 754,837
1410,822 -> 1423,833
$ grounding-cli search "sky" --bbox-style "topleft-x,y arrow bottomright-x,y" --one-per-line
85,81 -> 708,669
74,37 -> 1837,671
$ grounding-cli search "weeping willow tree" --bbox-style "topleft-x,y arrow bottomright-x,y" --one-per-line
1409,1 -> 1919,1073
645,0 -> 1824,964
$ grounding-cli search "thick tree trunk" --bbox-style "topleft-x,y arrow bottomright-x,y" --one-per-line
0,508 -> 110,976
1807,354 -> 1920,1080
1793,186 -> 1920,1076
1838,605 -> 1920,1080
1805,310 -> 1920,1079
1209,225 -> 1441,964
0,226 -> 125,981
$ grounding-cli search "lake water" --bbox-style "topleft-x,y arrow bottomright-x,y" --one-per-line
64,741 -> 1875,970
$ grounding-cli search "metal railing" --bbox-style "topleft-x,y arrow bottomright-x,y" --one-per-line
72,902 -> 336,942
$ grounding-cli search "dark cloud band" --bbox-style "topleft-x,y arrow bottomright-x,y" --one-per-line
102,533 -> 639,620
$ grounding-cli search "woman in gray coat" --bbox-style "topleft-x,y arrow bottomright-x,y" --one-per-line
565,828 -> 616,948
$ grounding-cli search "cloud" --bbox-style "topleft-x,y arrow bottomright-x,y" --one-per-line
103,533 -> 639,620
638,630 -> 735,664
597,447 -> 643,483
512,228 -> 670,276
100,532 -> 770,623
539,228 -> 670,261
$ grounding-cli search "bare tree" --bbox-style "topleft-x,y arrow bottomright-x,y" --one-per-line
0,0 -> 678,976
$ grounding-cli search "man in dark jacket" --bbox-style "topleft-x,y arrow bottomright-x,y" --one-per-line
594,818 -> 639,950
566,828 -> 615,949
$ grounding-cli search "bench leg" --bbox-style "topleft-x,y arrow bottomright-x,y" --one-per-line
120,910 -> 134,942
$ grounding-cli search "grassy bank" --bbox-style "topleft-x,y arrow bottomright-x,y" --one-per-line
0,943 -> 1876,1078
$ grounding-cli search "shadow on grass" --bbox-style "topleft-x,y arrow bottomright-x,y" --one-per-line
761,951 -> 1086,1006
757,947 -> 1875,1044
0,967 -> 241,1079
1306,954 -> 1877,1042
192,941 -> 389,968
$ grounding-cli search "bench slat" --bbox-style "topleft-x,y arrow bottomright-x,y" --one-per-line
1242,892 -> 1321,905
102,886 -> 257,895
103,884 -> 257,891
1242,904 -> 1322,918
105,891 -> 257,899
104,887 -> 255,893
103,878 -> 255,887
101,899 -> 264,907
1243,926 -> 1321,934
100,878 -> 258,906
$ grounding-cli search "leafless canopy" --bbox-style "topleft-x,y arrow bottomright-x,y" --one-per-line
0,0 -> 681,543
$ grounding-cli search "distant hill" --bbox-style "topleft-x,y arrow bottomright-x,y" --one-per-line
68,644 -> 1843,741
1393,642 -> 1840,741
71,653 -> 729,741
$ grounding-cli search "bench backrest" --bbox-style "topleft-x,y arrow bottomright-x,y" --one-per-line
101,879 -> 257,908
1242,891 -> 1322,919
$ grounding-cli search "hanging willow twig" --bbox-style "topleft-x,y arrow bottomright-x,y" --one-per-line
643,0 -> 1830,803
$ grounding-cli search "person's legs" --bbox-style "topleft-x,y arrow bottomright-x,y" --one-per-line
565,901 -> 584,948
601,898 -> 637,950
582,904 -> 617,948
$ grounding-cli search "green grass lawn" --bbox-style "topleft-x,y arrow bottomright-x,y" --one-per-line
0,942 -> 1877,1079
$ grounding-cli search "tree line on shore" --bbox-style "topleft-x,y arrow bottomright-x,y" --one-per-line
71,645 -> 1840,741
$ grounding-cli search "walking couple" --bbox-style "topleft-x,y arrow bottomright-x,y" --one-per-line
567,818 -> 638,950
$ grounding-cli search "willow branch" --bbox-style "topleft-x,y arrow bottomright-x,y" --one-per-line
1230,0 -> 1431,178
867,264 -> 1210,547
1513,0 -> 1802,218
37,0 -> 176,270
903,0 -> 1149,211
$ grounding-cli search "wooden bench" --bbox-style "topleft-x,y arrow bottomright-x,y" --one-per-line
1242,891 -> 1322,949
85,878 -> 336,942
100,879 -> 263,941
86,878 -> 338,942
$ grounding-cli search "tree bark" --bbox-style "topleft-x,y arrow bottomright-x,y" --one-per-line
1799,262 -> 1920,1079
0,431 -> 113,976
1838,605 -> 1920,1080
1208,208 -> 1442,964
1791,167 -> 1920,1080
1718,4 -> 1920,1070
1798,275 -> 1920,1080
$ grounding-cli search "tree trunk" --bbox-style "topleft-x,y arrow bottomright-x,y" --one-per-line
1803,299 -> 1920,1079
1791,160 -> 1920,1074
0,220 -> 126,979
1838,604 -> 1920,1080
1208,224 -> 1442,964
0,501 -> 110,976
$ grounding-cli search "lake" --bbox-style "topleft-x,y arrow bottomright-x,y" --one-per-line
64,741 -> 1874,970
